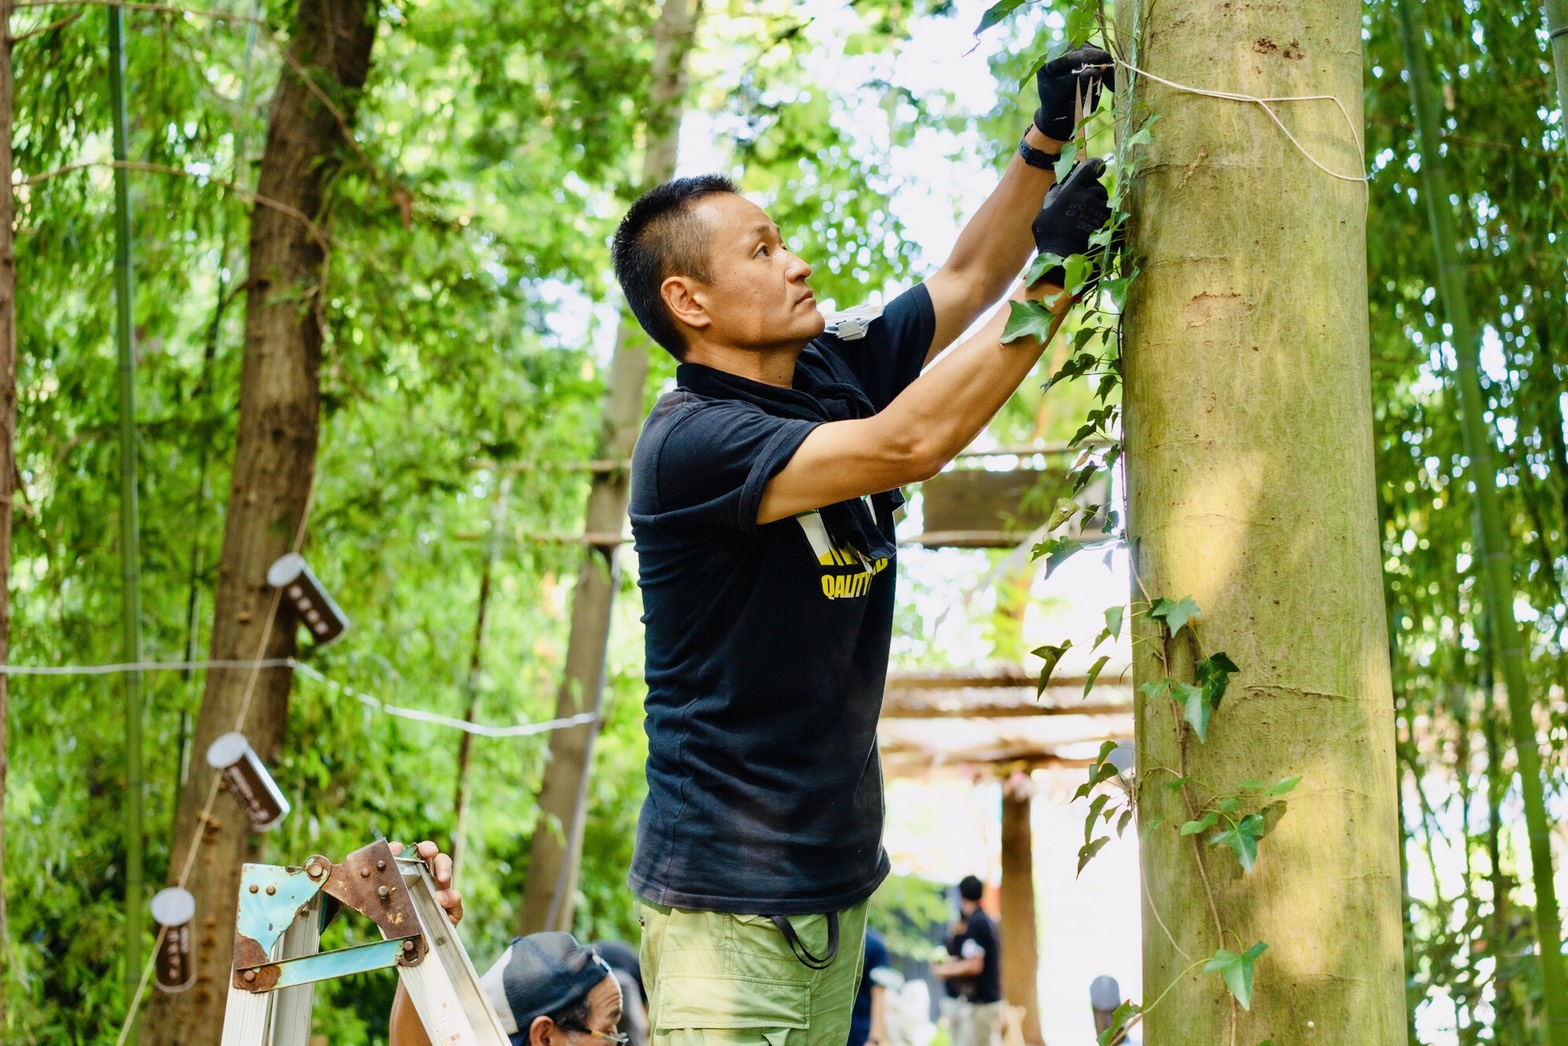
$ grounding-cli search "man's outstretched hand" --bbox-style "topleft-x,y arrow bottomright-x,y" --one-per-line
1034,46 -> 1115,141
1031,159 -> 1112,289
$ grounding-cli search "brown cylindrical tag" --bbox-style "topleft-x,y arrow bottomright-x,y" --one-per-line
206,732 -> 290,831
267,553 -> 349,646
150,888 -> 197,993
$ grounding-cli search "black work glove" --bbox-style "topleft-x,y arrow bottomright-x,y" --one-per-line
1031,159 -> 1112,289
1034,46 -> 1115,141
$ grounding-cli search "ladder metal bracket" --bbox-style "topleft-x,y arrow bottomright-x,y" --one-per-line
232,863 -> 329,991
232,838 -> 426,993
319,838 -> 427,968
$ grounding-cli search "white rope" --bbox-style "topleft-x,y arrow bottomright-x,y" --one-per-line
2,656 -> 603,737
1113,55 -> 1368,185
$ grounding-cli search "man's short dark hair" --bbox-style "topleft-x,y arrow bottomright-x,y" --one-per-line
610,174 -> 739,360
959,875 -> 984,902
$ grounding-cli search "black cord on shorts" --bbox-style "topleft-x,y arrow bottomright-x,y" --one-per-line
770,911 -> 840,970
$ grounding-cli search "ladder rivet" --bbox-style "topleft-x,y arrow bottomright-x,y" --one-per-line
265,885 -> 277,896
248,884 -> 259,894
360,867 -> 372,878
403,940 -> 415,952
244,970 -> 257,982
377,860 -> 386,871
378,885 -> 390,900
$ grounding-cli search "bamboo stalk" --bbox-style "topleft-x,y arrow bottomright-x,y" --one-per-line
107,6 -> 145,1038
1546,0 -> 1568,157
1396,2 -> 1568,1039
0,0 -> 16,1031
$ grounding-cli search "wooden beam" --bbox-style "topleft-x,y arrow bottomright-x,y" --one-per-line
1001,785 -> 1044,1046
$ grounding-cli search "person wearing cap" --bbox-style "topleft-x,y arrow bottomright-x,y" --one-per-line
388,843 -> 624,1046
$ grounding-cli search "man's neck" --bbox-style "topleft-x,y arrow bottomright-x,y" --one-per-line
682,341 -> 805,388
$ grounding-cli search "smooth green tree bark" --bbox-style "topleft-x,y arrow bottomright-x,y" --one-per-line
1122,0 -> 1406,1040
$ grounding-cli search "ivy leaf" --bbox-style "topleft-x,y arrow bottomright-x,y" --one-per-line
1140,678 -> 1172,702
1083,655 -> 1111,697
1174,681 -> 1213,741
1031,535 -> 1082,574
1266,775 -> 1302,797
1104,605 -> 1125,641
1116,808 -> 1133,836
1139,815 -> 1165,840
1002,299 -> 1056,345
1209,813 -> 1267,872
973,0 -> 1028,35
1077,835 -> 1111,876
1204,942 -> 1268,1010
1179,811 -> 1218,836
1097,1001 -> 1141,1045
1149,595 -> 1202,637
1032,641 -> 1072,693
1196,652 -> 1240,708
1085,794 -> 1110,843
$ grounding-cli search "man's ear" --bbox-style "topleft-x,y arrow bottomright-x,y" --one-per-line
528,1016 -> 560,1046
662,275 -> 711,333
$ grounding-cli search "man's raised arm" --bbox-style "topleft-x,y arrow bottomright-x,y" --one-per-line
758,160 -> 1111,525
921,46 -> 1113,362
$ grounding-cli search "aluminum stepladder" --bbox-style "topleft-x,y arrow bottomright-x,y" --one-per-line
219,837 -> 509,1046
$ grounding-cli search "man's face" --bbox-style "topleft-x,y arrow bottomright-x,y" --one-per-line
684,193 -> 824,351
572,974 -> 624,1043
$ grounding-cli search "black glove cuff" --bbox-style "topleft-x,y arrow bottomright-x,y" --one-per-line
1018,134 -> 1061,171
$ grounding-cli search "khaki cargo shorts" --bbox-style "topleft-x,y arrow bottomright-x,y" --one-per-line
637,899 -> 869,1046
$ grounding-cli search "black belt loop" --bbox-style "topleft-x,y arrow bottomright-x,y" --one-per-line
770,911 -> 840,970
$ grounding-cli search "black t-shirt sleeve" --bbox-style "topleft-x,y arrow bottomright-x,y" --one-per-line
643,401 -> 819,534
815,283 -> 936,411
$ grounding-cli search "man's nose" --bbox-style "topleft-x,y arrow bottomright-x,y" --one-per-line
788,254 -> 813,280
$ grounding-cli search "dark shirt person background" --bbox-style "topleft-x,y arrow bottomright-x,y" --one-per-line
932,876 -> 1002,1046
614,44 -> 1113,1046
848,926 -> 894,1046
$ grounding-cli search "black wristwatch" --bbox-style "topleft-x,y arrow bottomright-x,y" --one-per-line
1018,134 -> 1061,171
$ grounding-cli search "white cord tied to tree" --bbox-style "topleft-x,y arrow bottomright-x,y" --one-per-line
1112,54 -> 1368,185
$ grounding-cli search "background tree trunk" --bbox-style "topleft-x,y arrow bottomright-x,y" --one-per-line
518,0 -> 702,936
142,0 -> 376,1039
1121,0 -> 1406,1040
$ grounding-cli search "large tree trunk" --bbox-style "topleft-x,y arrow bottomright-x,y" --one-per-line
518,0 -> 702,935
1121,0 -> 1406,1041
143,1 -> 376,1039
0,0 -> 14,1031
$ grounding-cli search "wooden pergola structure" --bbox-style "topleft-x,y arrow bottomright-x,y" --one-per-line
874,447 -> 1130,1046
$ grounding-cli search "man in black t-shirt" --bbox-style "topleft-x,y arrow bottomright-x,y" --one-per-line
934,877 -> 1002,1046
609,47 -> 1113,1046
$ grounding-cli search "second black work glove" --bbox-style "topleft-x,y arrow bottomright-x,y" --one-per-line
1031,159 -> 1112,289
1034,45 -> 1115,141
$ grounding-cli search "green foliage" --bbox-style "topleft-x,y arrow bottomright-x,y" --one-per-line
1148,595 -> 1201,638
1204,942 -> 1268,1011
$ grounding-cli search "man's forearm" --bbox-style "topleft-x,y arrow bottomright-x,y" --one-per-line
941,127 -> 1067,305
883,282 -> 1071,472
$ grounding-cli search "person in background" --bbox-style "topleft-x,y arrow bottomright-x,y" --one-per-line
848,925 -> 895,1046
595,938 -> 651,1046
931,876 -> 1001,1046
388,842 -> 625,1046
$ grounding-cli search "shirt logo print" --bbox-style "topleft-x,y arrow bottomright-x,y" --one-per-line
793,511 -> 889,601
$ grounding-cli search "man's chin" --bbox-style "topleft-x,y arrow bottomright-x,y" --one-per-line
802,309 -> 826,338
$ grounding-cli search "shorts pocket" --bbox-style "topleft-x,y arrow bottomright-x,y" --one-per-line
653,973 -> 810,1031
